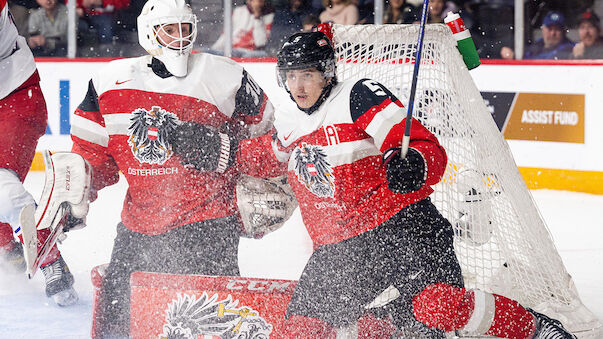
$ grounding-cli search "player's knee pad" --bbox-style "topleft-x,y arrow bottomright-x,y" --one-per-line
0,168 -> 35,229
412,283 -> 475,332
283,315 -> 336,338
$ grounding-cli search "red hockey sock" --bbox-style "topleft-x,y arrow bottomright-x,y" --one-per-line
283,315 -> 336,338
0,222 -> 14,248
484,294 -> 535,339
38,228 -> 61,267
412,283 -> 535,339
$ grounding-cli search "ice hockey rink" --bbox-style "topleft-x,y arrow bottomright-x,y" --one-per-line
0,172 -> 600,338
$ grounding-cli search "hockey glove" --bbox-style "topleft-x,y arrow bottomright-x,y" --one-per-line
384,147 -> 426,194
169,122 -> 237,173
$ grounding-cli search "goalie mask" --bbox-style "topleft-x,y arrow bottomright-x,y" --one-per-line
236,175 -> 298,239
276,31 -> 337,114
137,0 -> 197,77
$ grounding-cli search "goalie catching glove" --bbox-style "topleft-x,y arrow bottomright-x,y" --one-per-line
168,121 -> 238,173
236,175 -> 298,239
20,151 -> 92,277
383,147 -> 427,194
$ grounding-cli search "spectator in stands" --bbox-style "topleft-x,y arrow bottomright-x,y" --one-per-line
466,0 -> 513,59
8,0 -> 39,36
427,0 -> 445,23
266,0 -> 311,55
571,10 -> 603,59
319,0 -> 358,25
27,0 -> 67,56
383,0 -> 419,24
309,0 -> 324,15
76,0 -> 129,47
302,13 -> 320,31
524,11 -> 574,59
354,0 -> 374,24
210,0 -> 274,57
112,0 -> 146,56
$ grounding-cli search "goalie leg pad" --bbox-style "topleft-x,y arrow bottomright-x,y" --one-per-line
36,150 -> 92,230
20,151 -> 91,277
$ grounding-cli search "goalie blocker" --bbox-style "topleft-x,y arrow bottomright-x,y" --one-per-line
20,150 -> 91,278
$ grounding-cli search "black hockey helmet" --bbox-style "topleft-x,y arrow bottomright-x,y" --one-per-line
276,31 -> 336,88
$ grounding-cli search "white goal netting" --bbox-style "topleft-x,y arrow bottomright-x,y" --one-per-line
331,23 -> 601,337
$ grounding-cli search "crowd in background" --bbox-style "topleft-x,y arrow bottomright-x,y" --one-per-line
6,0 -> 603,59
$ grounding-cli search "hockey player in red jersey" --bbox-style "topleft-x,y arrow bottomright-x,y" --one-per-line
69,0 -> 280,336
267,31 -> 576,338
0,0 -> 77,306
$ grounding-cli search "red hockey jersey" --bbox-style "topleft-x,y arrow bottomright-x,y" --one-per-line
71,54 -> 274,235
270,78 -> 447,247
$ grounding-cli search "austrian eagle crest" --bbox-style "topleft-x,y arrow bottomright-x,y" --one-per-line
128,106 -> 179,165
160,292 -> 272,339
293,143 -> 335,198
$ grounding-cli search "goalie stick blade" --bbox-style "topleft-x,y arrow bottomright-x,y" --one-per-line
22,205 -> 69,278
20,204 -> 38,277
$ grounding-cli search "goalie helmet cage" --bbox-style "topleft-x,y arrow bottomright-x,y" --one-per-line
330,24 -> 601,338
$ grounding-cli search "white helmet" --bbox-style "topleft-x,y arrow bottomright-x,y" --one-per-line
137,0 -> 197,77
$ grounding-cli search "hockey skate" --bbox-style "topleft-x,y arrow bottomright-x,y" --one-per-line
529,308 -> 577,339
40,255 -> 78,307
0,240 -> 26,273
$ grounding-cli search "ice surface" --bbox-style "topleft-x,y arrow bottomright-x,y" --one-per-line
0,172 -> 601,338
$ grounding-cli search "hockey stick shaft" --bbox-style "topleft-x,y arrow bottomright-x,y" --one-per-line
401,0 -> 430,158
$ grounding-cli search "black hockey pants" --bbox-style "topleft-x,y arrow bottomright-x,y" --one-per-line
285,198 -> 464,334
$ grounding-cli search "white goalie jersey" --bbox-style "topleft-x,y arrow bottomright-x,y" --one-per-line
0,0 -> 36,100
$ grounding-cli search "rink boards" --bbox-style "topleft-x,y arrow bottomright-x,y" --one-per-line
31,58 -> 603,194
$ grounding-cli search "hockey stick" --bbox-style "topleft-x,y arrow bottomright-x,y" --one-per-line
401,0 -> 430,158
21,204 -> 70,278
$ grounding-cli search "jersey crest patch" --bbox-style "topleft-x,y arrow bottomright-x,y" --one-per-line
293,143 -> 335,198
128,106 -> 179,165
160,292 -> 272,339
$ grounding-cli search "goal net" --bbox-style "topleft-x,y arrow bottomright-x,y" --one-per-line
331,23 -> 601,337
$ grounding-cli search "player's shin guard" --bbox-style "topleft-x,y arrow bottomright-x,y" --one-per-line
412,283 -> 535,339
283,315 -> 336,338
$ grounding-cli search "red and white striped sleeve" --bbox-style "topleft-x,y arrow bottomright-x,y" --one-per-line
70,79 -> 120,197
349,78 -> 447,185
